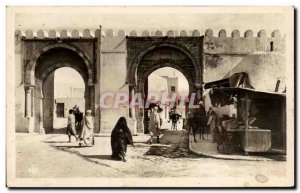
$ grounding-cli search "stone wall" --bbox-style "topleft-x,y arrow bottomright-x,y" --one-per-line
100,30 -> 129,133
15,32 -> 27,132
42,71 -> 55,133
202,29 -> 285,83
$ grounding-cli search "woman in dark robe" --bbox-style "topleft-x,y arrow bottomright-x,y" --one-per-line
111,117 -> 134,162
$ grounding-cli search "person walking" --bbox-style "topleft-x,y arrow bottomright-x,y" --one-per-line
79,110 -> 94,146
169,106 -> 182,130
148,106 -> 162,144
66,109 -> 78,142
111,117 -> 134,162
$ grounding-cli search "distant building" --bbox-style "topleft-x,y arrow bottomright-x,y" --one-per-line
54,85 -> 85,118
162,76 -> 178,94
55,97 -> 85,118
148,74 -> 168,95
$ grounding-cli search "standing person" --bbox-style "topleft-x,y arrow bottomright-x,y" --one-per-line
111,117 -> 134,162
195,101 -> 207,140
184,110 -> 193,134
168,108 -> 174,126
207,107 -> 218,142
66,109 -> 78,142
171,106 -> 182,130
156,102 -> 163,127
148,106 -> 162,144
79,110 -> 94,146
73,105 -> 82,128
73,105 -> 79,117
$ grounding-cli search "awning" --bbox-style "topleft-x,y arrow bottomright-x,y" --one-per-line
204,72 -> 254,90
210,87 -> 286,98
205,82 -> 285,107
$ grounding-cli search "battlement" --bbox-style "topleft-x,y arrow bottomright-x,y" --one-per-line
15,28 -> 285,54
15,28 -> 283,39
15,29 -> 97,39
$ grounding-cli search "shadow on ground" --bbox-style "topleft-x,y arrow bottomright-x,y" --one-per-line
52,145 -> 91,148
144,130 -> 199,159
43,141 -> 71,144
83,155 -> 113,160
49,127 -> 67,134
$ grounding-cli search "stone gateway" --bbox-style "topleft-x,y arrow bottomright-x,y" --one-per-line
14,28 -> 285,134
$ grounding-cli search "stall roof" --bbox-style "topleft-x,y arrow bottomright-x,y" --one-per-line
204,72 -> 254,89
211,87 -> 286,98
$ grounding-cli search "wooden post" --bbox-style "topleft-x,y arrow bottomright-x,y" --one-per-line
282,98 -> 286,153
244,92 -> 249,155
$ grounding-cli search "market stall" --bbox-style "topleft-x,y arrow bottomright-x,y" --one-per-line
204,73 -> 286,155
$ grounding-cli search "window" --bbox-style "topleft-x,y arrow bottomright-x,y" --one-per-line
270,41 -> 274,52
56,103 -> 65,117
171,86 -> 176,92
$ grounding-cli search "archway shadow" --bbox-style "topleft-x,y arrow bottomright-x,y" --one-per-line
49,127 -> 67,134
83,155 -> 113,161
52,145 -> 91,149
43,141 -> 70,144
144,130 -> 199,158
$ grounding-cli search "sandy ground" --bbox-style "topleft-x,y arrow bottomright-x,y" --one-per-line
15,128 -> 289,186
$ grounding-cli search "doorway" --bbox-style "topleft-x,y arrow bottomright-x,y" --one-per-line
56,103 -> 65,118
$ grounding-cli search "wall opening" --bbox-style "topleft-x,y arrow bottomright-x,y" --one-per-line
31,47 -> 93,134
270,41 -> 274,52
52,67 -> 85,132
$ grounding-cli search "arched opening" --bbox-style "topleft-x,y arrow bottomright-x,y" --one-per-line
144,67 -> 190,133
52,67 -> 85,132
30,47 -> 94,134
129,45 -> 200,134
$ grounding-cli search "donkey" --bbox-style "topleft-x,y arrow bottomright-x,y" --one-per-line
184,113 -> 207,142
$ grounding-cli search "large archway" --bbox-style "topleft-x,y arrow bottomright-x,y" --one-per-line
127,37 -> 204,133
25,46 -> 95,134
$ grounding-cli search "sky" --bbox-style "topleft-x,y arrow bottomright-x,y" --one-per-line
54,67 -> 189,96
14,7 -> 289,36
54,67 -> 85,97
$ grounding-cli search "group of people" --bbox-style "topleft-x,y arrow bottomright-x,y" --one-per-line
65,101 -> 219,162
66,105 -> 135,162
66,105 -> 95,146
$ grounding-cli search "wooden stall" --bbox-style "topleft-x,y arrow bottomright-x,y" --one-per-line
208,87 -> 286,155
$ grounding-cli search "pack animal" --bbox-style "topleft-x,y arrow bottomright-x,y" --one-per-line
184,113 -> 207,142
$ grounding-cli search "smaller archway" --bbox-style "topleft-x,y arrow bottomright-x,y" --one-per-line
52,67 -> 85,132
